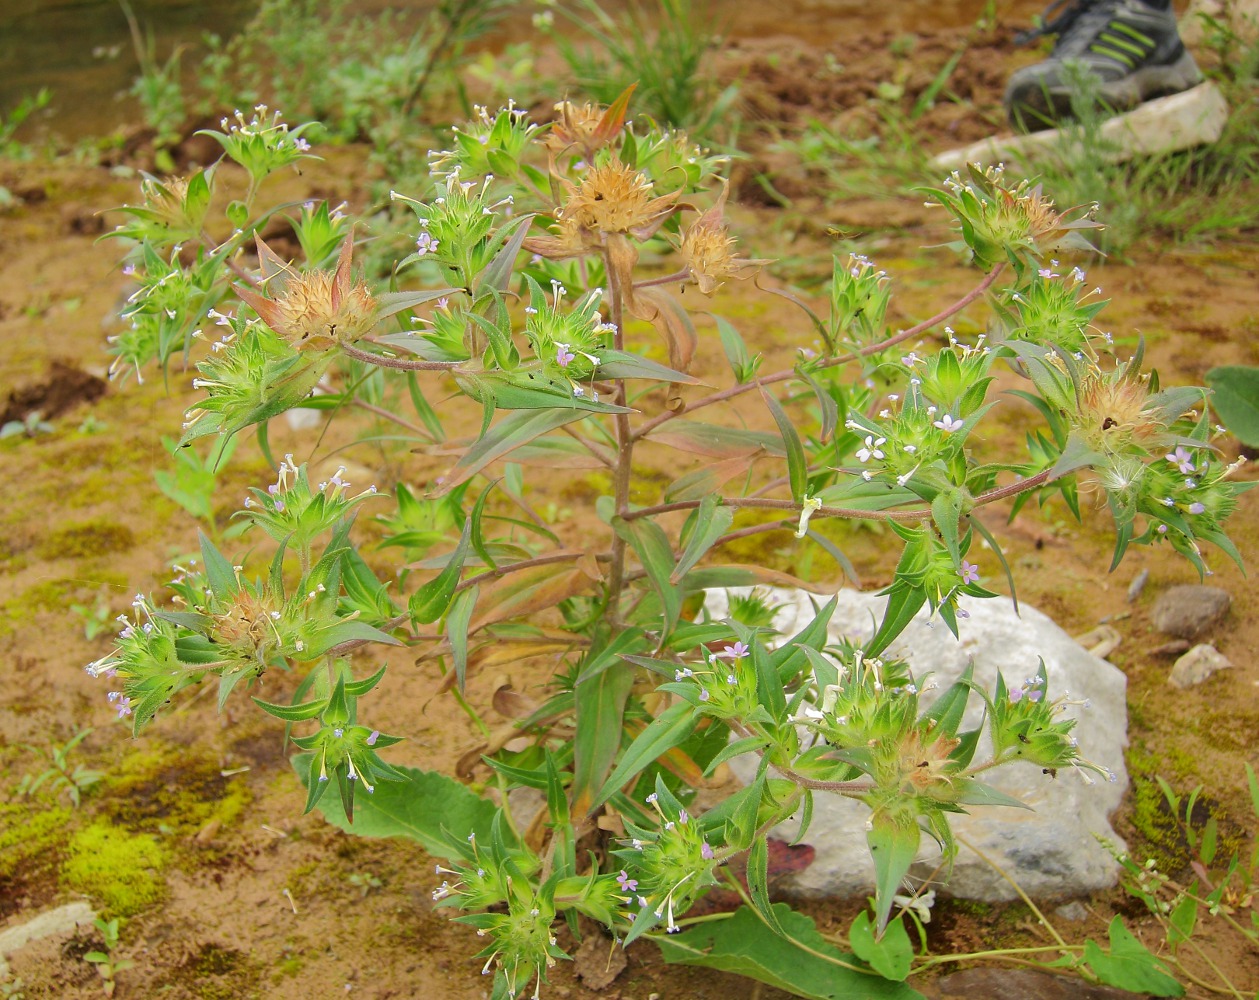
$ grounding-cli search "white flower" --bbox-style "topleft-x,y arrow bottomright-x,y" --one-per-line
856,436 -> 886,463
933,413 -> 964,433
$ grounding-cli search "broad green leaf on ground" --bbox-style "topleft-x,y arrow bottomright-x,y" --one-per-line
293,756 -> 499,858
1206,365 -> 1259,446
1082,917 -> 1185,997
656,904 -> 923,1000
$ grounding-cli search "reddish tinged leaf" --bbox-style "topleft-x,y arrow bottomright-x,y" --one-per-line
595,83 -> 637,146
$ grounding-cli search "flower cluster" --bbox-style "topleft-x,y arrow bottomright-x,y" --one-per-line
198,105 -> 318,189
992,263 -> 1108,354
986,664 -> 1112,784
429,101 -> 539,181
830,253 -> 891,344
396,172 -> 514,285
615,780 -> 721,935
664,640 -> 761,722
239,455 -> 382,550
930,163 -> 1102,272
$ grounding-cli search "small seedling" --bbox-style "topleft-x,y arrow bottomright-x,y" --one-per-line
70,597 -> 113,641
15,728 -> 102,808
83,917 -> 135,996
347,872 -> 384,897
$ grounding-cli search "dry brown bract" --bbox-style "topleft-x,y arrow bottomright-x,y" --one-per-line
237,232 -> 378,350
678,181 -> 772,295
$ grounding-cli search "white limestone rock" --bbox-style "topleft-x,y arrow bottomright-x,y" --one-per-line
705,587 -> 1129,902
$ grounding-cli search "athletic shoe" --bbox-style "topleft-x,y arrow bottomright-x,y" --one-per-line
1005,0 -> 1203,131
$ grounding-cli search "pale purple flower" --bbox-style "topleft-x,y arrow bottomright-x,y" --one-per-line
1188,502 -> 1205,515
1009,686 -> 1023,703
1166,447 -> 1195,475
556,343 -> 576,367
959,560 -> 979,585
616,870 -> 638,892
718,641 -> 749,660
701,842 -> 715,861
367,730 -> 380,746
933,413 -> 963,433
415,231 -> 439,256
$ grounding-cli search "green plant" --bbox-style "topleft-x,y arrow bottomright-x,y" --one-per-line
153,433 -> 241,540
70,596 -> 114,641
540,0 -> 739,141
13,728 -> 102,808
0,975 -> 25,1000
87,94 -> 1251,1000
0,411 -> 54,439
83,917 -> 136,996
0,88 -> 51,160
1205,366 -> 1259,447
120,1 -> 187,167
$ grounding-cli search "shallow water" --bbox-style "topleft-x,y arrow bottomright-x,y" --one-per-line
0,0 -> 1029,141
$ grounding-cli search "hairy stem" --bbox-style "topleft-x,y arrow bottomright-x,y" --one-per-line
633,264 -> 1004,442
605,247 -> 634,618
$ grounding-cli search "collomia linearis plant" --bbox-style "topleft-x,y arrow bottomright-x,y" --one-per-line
91,92 -> 1248,998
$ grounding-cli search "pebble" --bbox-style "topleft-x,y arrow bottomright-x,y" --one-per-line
1150,585 -> 1231,640
928,968 -> 1147,999
1054,901 -> 1089,922
1169,644 -> 1232,689
0,902 -> 96,978
1126,567 -> 1149,602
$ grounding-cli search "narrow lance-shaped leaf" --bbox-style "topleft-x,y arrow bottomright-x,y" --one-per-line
409,519 -> 471,624
613,516 -> 682,638
761,386 -> 808,502
446,585 -> 479,692
671,494 -> 735,584
868,811 -> 921,932
570,635 -> 636,817
592,702 -> 695,811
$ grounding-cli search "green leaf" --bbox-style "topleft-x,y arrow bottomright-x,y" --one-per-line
867,583 -> 926,657
294,756 -> 501,858
476,213 -> 533,295
409,521 -> 471,625
199,531 -> 238,601
1083,917 -> 1184,996
432,408 -> 588,496
570,636 -> 636,817
769,595 -> 837,681
1167,893 -> 1197,953
761,387 -> 808,502
595,349 -> 700,384
704,734 -> 771,777
747,838 -> 789,937
849,911 -> 913,981
592,702 -> 694,811
931,488 -> 965,565
711,315 -> 753,382
252,696 -> 327,722
672,494 -> 735,584
868,812 -> 920,932
657,904 -> 923,1000
613,516 -> 682,637
446,585 -> 478,692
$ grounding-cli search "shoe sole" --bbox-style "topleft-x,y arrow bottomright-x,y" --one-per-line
1007,50 -> 1203,132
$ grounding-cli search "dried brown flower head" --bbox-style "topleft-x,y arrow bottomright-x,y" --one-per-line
543,85 -> 635,158
677,181 -> 770,295
1074,365 -> 1164,452
237,232 -> 378,350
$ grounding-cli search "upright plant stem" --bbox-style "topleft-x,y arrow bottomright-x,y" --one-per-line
605,248 -> 634,618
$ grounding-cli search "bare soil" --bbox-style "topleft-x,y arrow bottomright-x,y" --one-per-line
2,5 -> 1258,999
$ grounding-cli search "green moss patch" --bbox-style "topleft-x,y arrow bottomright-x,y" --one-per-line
34,518 -> 135,560
61,822 -> 167,916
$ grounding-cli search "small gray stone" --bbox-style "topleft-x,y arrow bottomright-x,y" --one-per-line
1126,568 -> 1149,603
1169,643 -> 1233,689
0,901 -> 96,978
707,588 -> 1128,903
1054,900 -> 1089,922
1150,584 -> 1231,640
930,968 -> 1145,1000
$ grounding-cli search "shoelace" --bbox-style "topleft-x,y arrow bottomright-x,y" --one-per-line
1014,0 -> 1101,45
